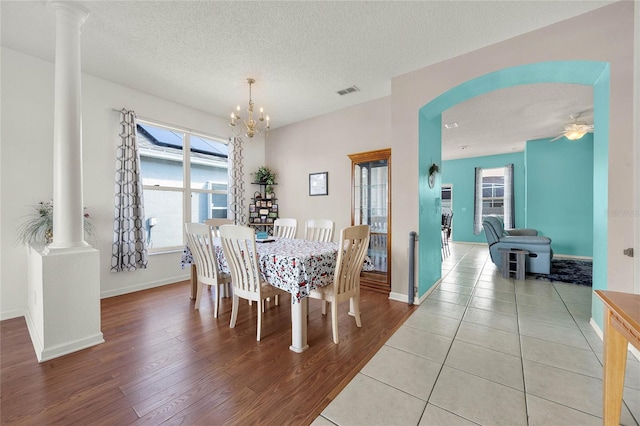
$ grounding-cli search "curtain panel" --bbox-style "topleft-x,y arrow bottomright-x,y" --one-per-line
503,163 -> 515,229
228,137 -> 247,225
473,167 -> 483,235
111,109 -> 148,271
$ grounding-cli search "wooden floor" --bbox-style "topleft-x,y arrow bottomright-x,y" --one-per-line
1,280 -> 415,425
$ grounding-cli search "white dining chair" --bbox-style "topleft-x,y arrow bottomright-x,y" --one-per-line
273,218 -> 297,239
184,223 -> 232,318
205,218 -> 233,237
219,224 -> 287,341
304,219 -> 335,242
309,224 -> 370,344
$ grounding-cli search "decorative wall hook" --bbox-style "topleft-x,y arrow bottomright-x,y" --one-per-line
428,163 -> 440,188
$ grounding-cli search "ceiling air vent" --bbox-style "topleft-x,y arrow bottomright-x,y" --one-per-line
336,86 -> 360,96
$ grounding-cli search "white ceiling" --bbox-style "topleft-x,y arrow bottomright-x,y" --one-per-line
1,0 -> 609,159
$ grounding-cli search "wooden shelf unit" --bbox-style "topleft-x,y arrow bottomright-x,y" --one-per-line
248,182 -> 278,234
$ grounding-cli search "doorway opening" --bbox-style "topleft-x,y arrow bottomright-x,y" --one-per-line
418,61 -> 610,326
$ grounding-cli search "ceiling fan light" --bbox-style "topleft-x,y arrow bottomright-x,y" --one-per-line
565,130 -> 587,140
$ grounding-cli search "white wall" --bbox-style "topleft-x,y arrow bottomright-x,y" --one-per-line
266,97 -> 391,239
267,1 -> 637,296
1,47 -> 265,319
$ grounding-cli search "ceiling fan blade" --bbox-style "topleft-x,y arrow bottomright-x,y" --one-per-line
549,134 -> 564,142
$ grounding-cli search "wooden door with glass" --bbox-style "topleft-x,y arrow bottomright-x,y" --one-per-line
348,149 -> 391,294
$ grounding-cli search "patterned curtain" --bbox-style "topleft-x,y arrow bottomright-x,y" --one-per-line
503,163 -> 515,229
228,137 -> 247,225
111,109 -> 148,271
473,167 -> 483,235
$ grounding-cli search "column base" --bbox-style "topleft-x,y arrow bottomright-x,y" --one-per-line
26,244 -> 104,362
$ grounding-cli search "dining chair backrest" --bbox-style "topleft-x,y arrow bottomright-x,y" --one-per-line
273,218 -> 297,239
308,223 -> 371,344
304,219 -> 335,242
219,225 -> 263,301
185,223 -> 222,283
334,224 -> 370,296
185,222 -> 232,316
205,218 -> 234,237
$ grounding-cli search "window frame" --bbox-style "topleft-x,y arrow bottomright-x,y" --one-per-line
137,118 -> 229,253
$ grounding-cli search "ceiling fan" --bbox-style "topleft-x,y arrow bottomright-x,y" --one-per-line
550,114 -> 594,141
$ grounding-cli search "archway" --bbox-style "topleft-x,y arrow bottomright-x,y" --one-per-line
418,61 -> 610,326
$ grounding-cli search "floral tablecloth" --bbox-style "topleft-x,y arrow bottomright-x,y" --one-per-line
181,238 -> 339,302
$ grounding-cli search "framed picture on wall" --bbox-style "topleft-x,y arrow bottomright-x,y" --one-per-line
309,172 -> 328,196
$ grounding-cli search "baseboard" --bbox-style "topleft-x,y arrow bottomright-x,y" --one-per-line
24,305 -> 105,363
418,279 -> 440,304
590,317 -> 604,340
2,278 -> 189,319
554,254 -> 593,261
24,307 -> 43,359
389,276 -> 442,305
100,274 -> 189,298
388,292 -> 410,303
36,333 -> 105,363
0,308 -> 26,321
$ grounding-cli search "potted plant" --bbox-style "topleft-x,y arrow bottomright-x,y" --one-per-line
17,200 -> 95,245
253,166 -> 276,197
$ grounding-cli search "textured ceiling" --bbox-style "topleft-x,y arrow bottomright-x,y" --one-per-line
1,0 -> 610,158
443,83 -> 594,160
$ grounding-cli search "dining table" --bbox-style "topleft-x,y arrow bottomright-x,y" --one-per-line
595,290 -> 640,425
181,237 -> 339,353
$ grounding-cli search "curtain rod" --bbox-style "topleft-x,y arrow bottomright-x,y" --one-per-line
111,108 -> 230,142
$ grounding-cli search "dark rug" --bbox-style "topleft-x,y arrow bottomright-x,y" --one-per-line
528,258 -> 592,286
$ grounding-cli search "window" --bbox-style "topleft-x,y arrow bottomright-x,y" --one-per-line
441,185 -> 452,216
473,164 -> 514,234
137,121 -> 228,251
481,168 -> 505,217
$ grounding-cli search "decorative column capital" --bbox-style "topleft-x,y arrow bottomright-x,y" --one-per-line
47,0 -> 91,27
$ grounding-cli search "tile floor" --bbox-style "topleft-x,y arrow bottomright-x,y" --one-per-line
312,243 -> 640,426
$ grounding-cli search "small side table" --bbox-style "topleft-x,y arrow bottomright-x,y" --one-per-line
499,248 -> 528,280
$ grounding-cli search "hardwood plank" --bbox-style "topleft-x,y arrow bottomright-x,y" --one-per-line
1,280 -> 415,424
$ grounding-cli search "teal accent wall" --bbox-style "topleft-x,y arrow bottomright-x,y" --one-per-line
525,135 -> 594,257
417,114 -> 443,297
418,61 -> 609,310
441,153 -> 525,244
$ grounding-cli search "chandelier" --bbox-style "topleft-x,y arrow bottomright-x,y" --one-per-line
229,78 -> 270,138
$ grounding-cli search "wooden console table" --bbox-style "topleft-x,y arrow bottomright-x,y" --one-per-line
595,290 -> 640,425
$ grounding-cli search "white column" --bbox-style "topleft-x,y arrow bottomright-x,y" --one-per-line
24,1 -> 103,363
48,0 -> 90,250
